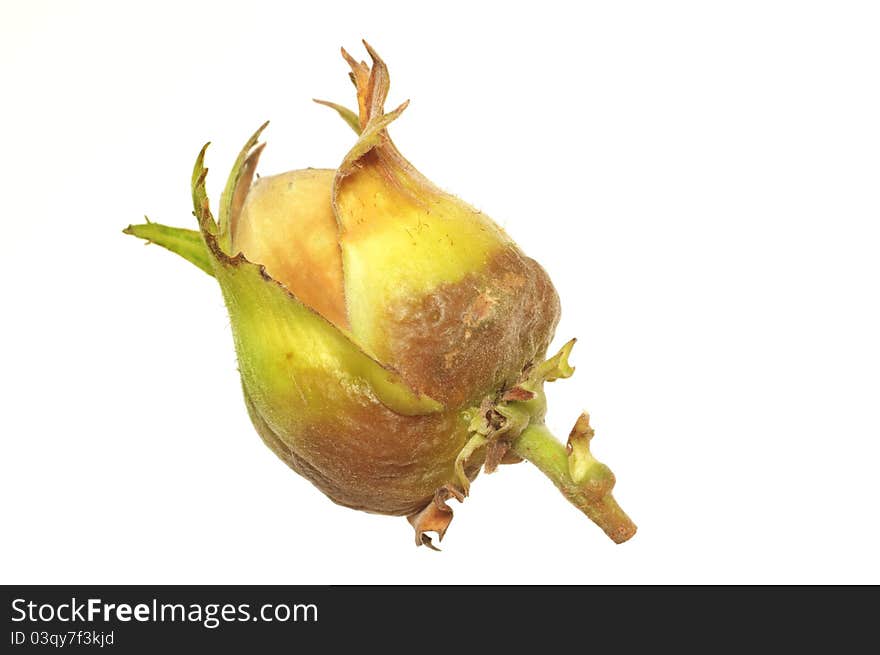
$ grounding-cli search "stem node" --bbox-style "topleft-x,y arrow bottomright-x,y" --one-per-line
512,420 -> 636,544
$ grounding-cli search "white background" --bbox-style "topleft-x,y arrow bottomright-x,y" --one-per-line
2,1 -> 878,584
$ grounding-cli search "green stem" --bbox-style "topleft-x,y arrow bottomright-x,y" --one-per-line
512,423 -> 637,544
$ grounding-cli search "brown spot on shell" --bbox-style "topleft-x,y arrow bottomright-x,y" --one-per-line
243,387 -> 481,516
382,246 -> 561,408
463,291 -> 499,327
